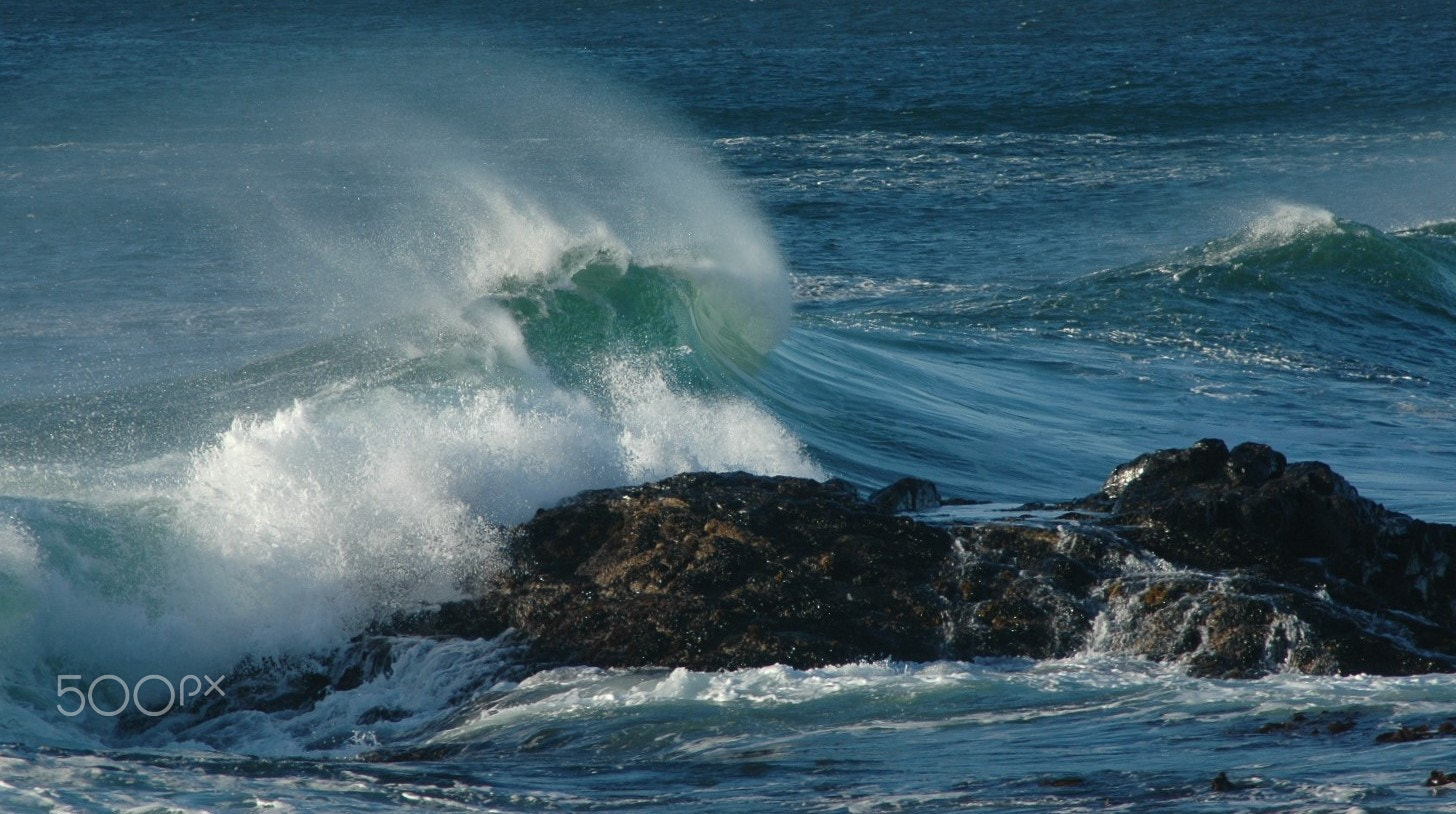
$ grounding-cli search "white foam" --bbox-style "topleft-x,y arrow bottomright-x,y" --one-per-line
428,655 -> 1200,747
0,344 -> 824,721
607,361 -> 825,482
155,636 -> 522,756
156,358 -> 821,663
1245,203 -> 1339,243
1152,202 -> 1344,277
433,661 -> 969,743
470,193 -> 620,291
0,518 -> 41,633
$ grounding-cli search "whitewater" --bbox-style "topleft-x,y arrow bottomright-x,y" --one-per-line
4,0 -> 1456,810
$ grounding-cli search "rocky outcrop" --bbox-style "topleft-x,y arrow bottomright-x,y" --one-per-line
397,437 -> 1456,679
1084,438 -> 1456,674
187,439 -> 1456,724
484,471 -> 954,670
1099,440 -> 1456,624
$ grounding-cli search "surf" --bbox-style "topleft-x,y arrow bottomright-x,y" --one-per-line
0,55 -> 824,747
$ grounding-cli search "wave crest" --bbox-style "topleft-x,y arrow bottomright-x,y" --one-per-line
0,59 -> 818,714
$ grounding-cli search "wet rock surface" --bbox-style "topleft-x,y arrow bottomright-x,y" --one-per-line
201,439 -> 1456,721
1085,438 -> 1456,674
413,438 -> 1456,679
484,471 -> 954,670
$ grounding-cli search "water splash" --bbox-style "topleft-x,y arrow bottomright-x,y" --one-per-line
0,54 -> 821,729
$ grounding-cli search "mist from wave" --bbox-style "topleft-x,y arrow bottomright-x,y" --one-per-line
0,53 -> 829,748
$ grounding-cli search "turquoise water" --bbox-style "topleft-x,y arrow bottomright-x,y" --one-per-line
4,1 -> 1456,809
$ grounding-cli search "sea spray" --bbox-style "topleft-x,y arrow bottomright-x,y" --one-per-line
0,53 -> 822,740
228,56 -> 795,365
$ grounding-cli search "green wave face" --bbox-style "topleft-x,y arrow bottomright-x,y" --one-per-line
479,254 -> 788,399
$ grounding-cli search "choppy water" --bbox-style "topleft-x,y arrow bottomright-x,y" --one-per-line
3,1 -> 1456,810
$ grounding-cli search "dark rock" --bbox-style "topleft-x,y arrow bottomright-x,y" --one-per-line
168,438 -> 1456,727
1377,725 -> 1437,744
1255,711 -> 1358,737
1376,721 -> 1456,745
1210,772 -> 1236,792
485,471 -> 954,670
1037,776 -> 1086,788
1327,719 -> 1357,735
940,497 -> 990,507
1099,569 -> 1455,679
1103,438 -> 1230,505
439,442 -> 1456,678
868,476 -> 942,513
1100,439 -> 1456,643
936,524 -> 1114,660
374,595 -> 510,641
1226,441 -> 1286,488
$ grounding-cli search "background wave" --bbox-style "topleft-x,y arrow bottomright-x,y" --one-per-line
756,205 -> 1456,511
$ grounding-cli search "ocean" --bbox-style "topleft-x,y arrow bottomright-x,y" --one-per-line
3,1 -> 1456,810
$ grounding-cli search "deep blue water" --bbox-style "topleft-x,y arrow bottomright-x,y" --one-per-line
4,1 -> 1456,810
